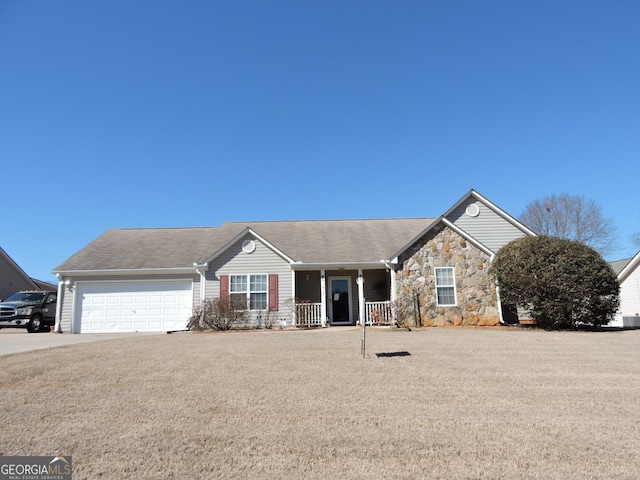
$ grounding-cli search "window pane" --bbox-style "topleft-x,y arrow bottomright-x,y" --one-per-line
230,292 -> 246,305
437,287 -> 456,306
230,275 -> 247,293
435,268 -> 454,286
250,293 -> 267,310
250,274 -> 267,292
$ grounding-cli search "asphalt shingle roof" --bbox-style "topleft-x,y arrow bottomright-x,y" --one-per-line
54,228 -> 219,271
53,218 -> 436,272
609,257 -> 632,276
214,218 -> 435,264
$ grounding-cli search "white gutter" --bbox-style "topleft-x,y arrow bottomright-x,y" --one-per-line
52,267 -> 196,276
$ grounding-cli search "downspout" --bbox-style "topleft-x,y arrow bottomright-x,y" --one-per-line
491,254 -> 505,325
194,264 -> 207,304
54,274 -> 64,333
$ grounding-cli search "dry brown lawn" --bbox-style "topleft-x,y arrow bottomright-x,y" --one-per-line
2,326 -> 640,479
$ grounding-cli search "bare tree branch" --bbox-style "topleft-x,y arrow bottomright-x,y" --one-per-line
519,194 -> 619,256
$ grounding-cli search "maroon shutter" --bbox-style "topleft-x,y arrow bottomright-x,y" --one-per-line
220,275 -> 229,300
268,274 -> 278,311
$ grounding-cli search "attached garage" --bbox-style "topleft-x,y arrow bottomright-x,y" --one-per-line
73,281 -> 193,333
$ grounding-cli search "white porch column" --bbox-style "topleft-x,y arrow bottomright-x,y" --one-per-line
357,268 -> 365,326
387,264 -> 397,325
320,269 -> 327,327
389,267 -> 396,303
292,270 -> 297,327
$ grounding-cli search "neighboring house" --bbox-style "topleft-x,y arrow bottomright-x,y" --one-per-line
0,247 -> 56,301
52,189 -> 535,333
609,251 -> 640,328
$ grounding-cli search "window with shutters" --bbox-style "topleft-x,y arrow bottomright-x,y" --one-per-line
230,274 -> 268,310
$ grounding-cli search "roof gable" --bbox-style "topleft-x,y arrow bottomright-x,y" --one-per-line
617,251 -> 640,283
443,189 -> 535,253
389,217 -> 495,263
0,247 -> 40,299
198,226 -> 296,266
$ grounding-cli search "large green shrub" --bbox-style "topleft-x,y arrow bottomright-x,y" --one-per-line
491,236 -> 619,328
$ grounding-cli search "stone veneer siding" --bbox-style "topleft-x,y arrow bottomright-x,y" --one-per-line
395,223 -> 500,326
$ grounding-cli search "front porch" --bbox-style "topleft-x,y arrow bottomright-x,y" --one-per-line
295,300 -> 394,328
292,268 -> 396,328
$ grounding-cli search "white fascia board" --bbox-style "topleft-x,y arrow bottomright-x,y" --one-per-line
200,227 -> 296,265
443,189 -> 537,237
441,188 -> 475,218
387,216 -> 494,261
51,267 -> 197,277
618,250 -> 640,283
441,218 -> 495,256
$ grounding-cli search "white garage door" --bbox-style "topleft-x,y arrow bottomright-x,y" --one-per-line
75,281 -> 193,333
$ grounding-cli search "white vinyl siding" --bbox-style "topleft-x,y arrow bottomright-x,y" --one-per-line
206,235 -> 292,324
619,264 -> 640,318
446,199 -> 528,253
435,267 -> 456,306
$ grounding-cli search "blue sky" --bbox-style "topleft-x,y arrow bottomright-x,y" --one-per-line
1,0 -> 639,284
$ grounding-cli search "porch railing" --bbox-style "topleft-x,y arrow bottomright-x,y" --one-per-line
295,303 -> 323,328
365,301 -> 393,326
294,300 -> 394,327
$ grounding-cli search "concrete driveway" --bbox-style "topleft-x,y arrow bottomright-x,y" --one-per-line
0,329 -> 160,356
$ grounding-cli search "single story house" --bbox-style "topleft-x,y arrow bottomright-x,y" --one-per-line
52,189 -> 535,333
0,247 -> 56,301
609,251 -> 640,328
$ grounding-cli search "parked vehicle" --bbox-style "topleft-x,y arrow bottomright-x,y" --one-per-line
0,291 -> 57,333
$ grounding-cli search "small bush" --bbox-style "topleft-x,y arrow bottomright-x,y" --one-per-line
390,295 -> 417,330
188,296 -> 249,331
256,309 -> 277,329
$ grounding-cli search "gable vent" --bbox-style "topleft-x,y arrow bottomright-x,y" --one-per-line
465,204 -> 480,217
242,239 -> 256,253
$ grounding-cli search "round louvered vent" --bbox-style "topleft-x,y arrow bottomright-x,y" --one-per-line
242,239 -> 256,253
465,204 -> 480,217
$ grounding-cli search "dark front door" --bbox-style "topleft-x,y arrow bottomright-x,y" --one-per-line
329,277 -> 351,324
